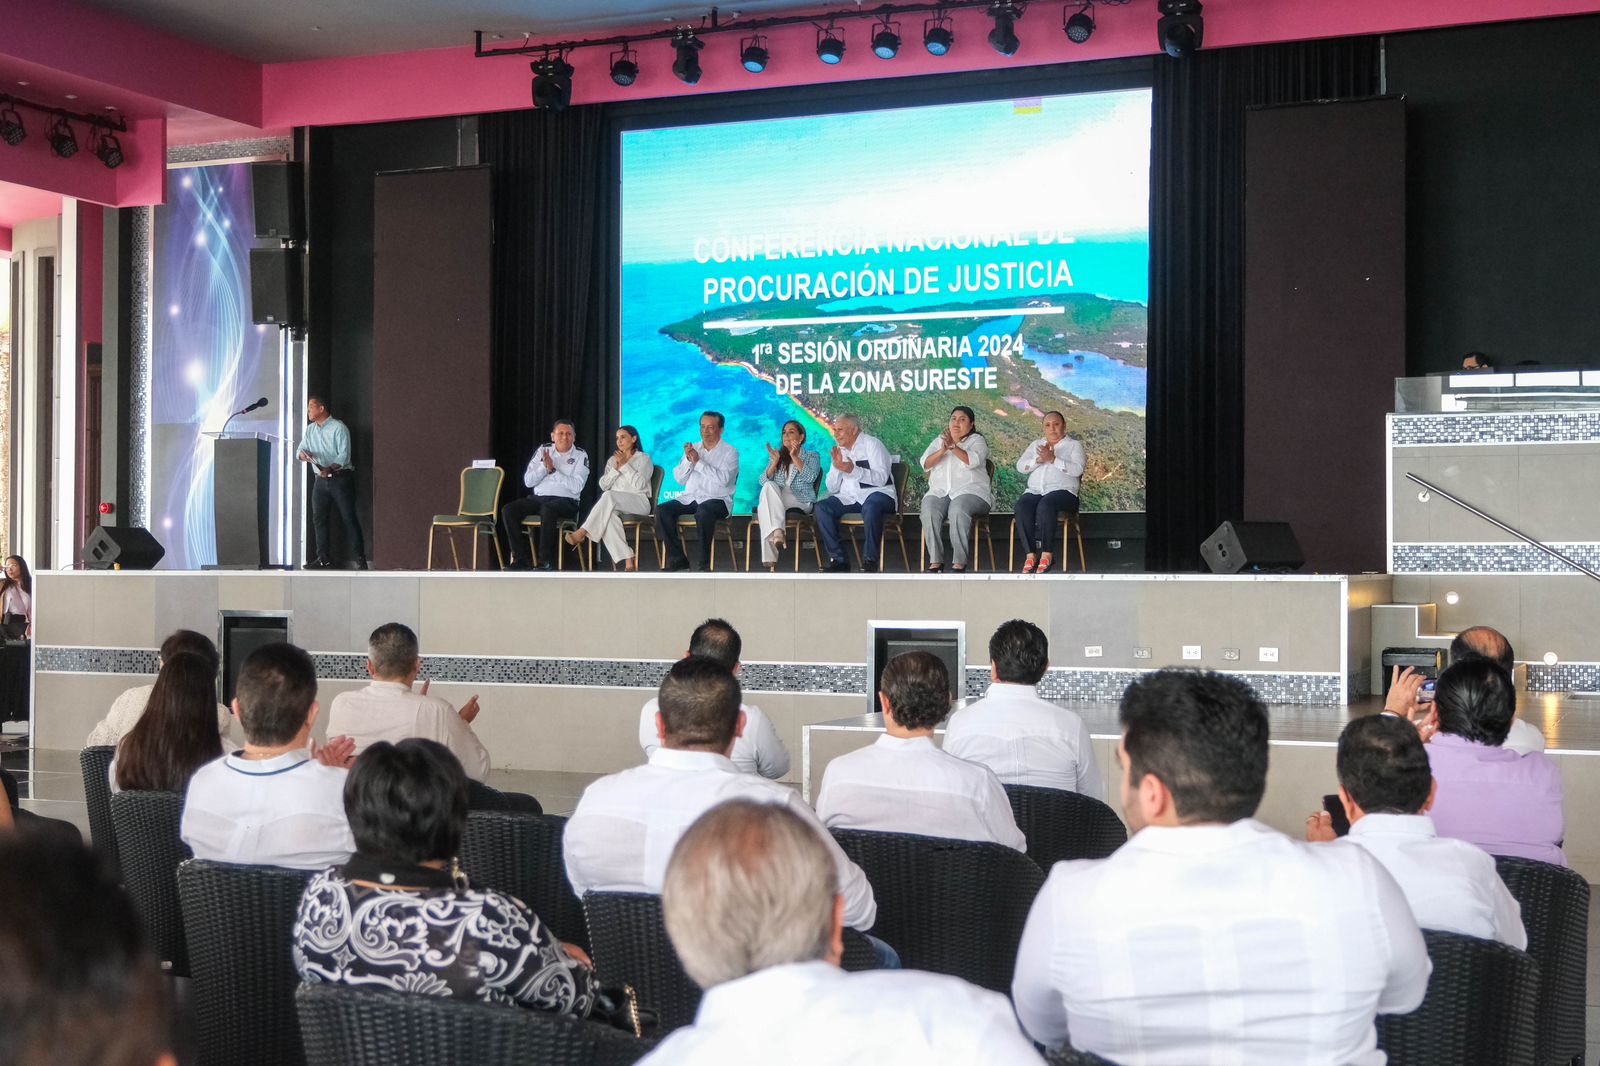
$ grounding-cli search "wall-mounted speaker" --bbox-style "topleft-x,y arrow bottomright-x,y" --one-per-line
250,161 -> 304,240
82,526 -> 166,570
250,247 -> 302,328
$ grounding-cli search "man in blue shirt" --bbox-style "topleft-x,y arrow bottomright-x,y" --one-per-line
297,394 -> 367,569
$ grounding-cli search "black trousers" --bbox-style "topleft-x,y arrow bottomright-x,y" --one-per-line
656,498 -> 729,567
500,495 -> 579,566
1014,489 -> 1080,556
312,472 -> 366,564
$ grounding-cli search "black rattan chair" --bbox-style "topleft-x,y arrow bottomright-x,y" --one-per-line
1375,928 -> 1539,1066
1004,785 -> 1127,868
109,789 -> 190,974
465,778 -> 543,814
178,859 -> 314,1066
461,810 -> 587,949
829,828 -> 1045,993
295,983 -> 653,1066
79,745 -> 119,876
1045,1047 -> 1122,1066
1493,856 -> 1589,1066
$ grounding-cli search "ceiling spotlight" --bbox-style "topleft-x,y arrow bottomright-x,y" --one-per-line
609,45 -> 638,86
1157,0 -> 1203,58
988,2 -> 1024,57
923,12 -> 955,55
1064,2 -> 1095,44
0,106 -> 24,147
740,34 -> 770,73
672,29 -> 704,84
530,53 -> 574,110
872,18 -> 902,60
94,130 -> 124,169
48,116 -> 78,158
816,23 -> 846,64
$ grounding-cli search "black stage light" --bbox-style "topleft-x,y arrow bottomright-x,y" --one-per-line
1157,0 -> 1203,58
872,18 -> 902,60
816,24 -> 846,64
672,30 -> 704,84
923,12 -> 955,55
988,2 -> 1023,57
95,131 -> 123,169
530,53 -> 574,110
1064,2 -> 1095,43
48,116 -> 77,158
610,45 -> 639,86
0,106 -> 24,147
740,34 -> 770,73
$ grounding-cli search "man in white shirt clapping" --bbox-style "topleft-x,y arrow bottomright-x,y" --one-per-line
1012,669 -> 1430,1064
657,410 -> 739,572
814,414 -> 897,573
944,619 -> 1103,797
817,651 -> 1024,851
501,418 -> 590,571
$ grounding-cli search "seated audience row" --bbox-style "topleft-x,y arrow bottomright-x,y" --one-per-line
87,628 -> 233,747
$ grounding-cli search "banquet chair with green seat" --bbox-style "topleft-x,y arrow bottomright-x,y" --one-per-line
521,514 -> 590,570
839,461 -> 911,572
616,466 -> 667,571
744,468 -> 826,572
1008,510 -> 1088,573
428,466 -> 505,571
920,459 -> 999,572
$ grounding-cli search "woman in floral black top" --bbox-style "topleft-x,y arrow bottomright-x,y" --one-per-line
293,738 -> 594,1016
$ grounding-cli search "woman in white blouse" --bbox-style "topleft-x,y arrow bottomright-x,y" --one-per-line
566,425 -> 654,571
754,420 -> 822,571
1015,411 -> 1087,574
919,406 -> 992,573
0,556 -> 31,640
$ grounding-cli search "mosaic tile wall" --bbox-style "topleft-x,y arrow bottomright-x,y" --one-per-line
1527,662 -> 1600,693
1392,543 -> 1600,574
129,207 -> 151,527
167,138 -> 291,165
1392,412 -> 1600,447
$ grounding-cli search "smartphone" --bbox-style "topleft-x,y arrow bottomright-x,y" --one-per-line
1418,679 -> 1437,703
1321,794 -> 1351,837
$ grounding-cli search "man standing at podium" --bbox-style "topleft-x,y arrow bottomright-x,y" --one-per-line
298,394 -> 368,570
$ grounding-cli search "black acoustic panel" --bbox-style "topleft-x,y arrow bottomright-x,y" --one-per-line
249,247 -> 302,327
82,526 -> 166,570
250,161 -> 304,240
1200,520 -> 1304,574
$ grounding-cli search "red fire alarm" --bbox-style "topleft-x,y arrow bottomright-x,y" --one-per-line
99,502 -> 114,515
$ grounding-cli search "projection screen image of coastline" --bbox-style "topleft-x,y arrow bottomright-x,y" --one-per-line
620,89 -> 1150,514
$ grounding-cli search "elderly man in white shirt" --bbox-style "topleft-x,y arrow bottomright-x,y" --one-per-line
817,650 -> 1024,851
1014,410 -> 1087,574
181,642 -> 356,871
814,413 -> 897,573
638,618 -> 790,780
1308,714 -> 1525,948
945,619 -> 1102,797
1012,669 -> 1430,1064
641,799 -> 1042,1066
501,418 -> 590,571
566,657 -> 880,944
918,405 -> 992,572
656,410 -> 739,572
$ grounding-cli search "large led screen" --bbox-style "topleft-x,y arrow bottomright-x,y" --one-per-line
619,88 -> 1150,514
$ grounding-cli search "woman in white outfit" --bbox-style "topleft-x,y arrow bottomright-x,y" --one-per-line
1014,410 -> 1087,574
919,406 -> 992,573
566,425 -> 654,571
755,420 -> 822,571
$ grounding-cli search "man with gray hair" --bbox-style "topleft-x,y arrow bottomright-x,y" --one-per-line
640,799 -> 1041,1065
813,414 -> 897,573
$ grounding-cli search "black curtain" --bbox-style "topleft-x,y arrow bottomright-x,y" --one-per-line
1146,39 -> 1379,571
481,106 -> 615,490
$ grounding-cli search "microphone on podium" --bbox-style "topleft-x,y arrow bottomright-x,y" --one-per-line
219,397 -> 271,436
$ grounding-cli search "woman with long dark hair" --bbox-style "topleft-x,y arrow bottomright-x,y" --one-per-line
918,406 -> 992,572
0,555 -> 31,640
567,425 -> 654,571
112,651 -> 225,793
754,419 -> 822,571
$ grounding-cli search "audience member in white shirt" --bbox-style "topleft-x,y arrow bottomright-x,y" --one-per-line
817,650 -> 1024,851
640,799 -> 1042,1066
566,656 -> 879,939
1307,714 -> 1525,948
657,410 -> 740,572
1012,669 -> 1430,1065
86,628 -> 235,747
181,642 -> 357,871
918,406 -> 992,572
944,619 -> 1103,797
637,618 -> 790,780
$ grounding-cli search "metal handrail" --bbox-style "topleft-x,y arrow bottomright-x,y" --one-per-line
1405,472 -> 1600,584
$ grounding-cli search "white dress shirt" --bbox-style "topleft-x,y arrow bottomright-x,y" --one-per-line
637,697 -> 790,780
180,750 -> 355,871
599,451 -> 655,496
816,734 -> 1025,851
1012,818 -> 1430,1064
327,680 -> 491,782
1,585 -> 30,620
639,960 -> 1042,1066
1502,717 -> 1547,756
564,748 -> 876,930
87,683 -> 235,748
823,433 -> 895,505
672,440 -> 739,507
525,444 -> 589,499
1017,437 -> 1087,497
1340,812 -> 1526,948
943,682 -> 1104,798
921,433 -> 993,505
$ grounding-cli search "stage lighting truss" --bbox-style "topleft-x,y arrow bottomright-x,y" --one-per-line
1157,0 -> 1203,58
48,115 -> 78,158
610,44 -> 639,85
871,17 -> 902,60
672,29 -> 705,83
923,10 -> 956,55
987,1 -> 1024,57
815,21 -> 846,64
0,93 -> 125,163
1063,1 -> 1094,43
530,50 -> 575,110
740,34 -> 770,73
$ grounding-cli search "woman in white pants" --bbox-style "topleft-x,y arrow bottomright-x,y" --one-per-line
919,406 -> 992,572
755,420 -> 822,571
566,426 -> 654,570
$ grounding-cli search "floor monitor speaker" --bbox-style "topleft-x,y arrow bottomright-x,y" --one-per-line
82,526 -> 166,570
1200,520 -> 1304,574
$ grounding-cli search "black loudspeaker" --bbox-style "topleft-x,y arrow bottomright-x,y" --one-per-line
250,247 -> 302,327
82,526 -> 166,570
1200,520 -> 1304,574
250,161 -> 304,240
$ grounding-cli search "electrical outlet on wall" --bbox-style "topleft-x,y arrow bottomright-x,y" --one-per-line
1084,645 -> 1103,658
1182,645 -> 1202,660
1132,647 -> 1152,660
1259,646 -> 1279,663
1222,647 -> 1240,661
